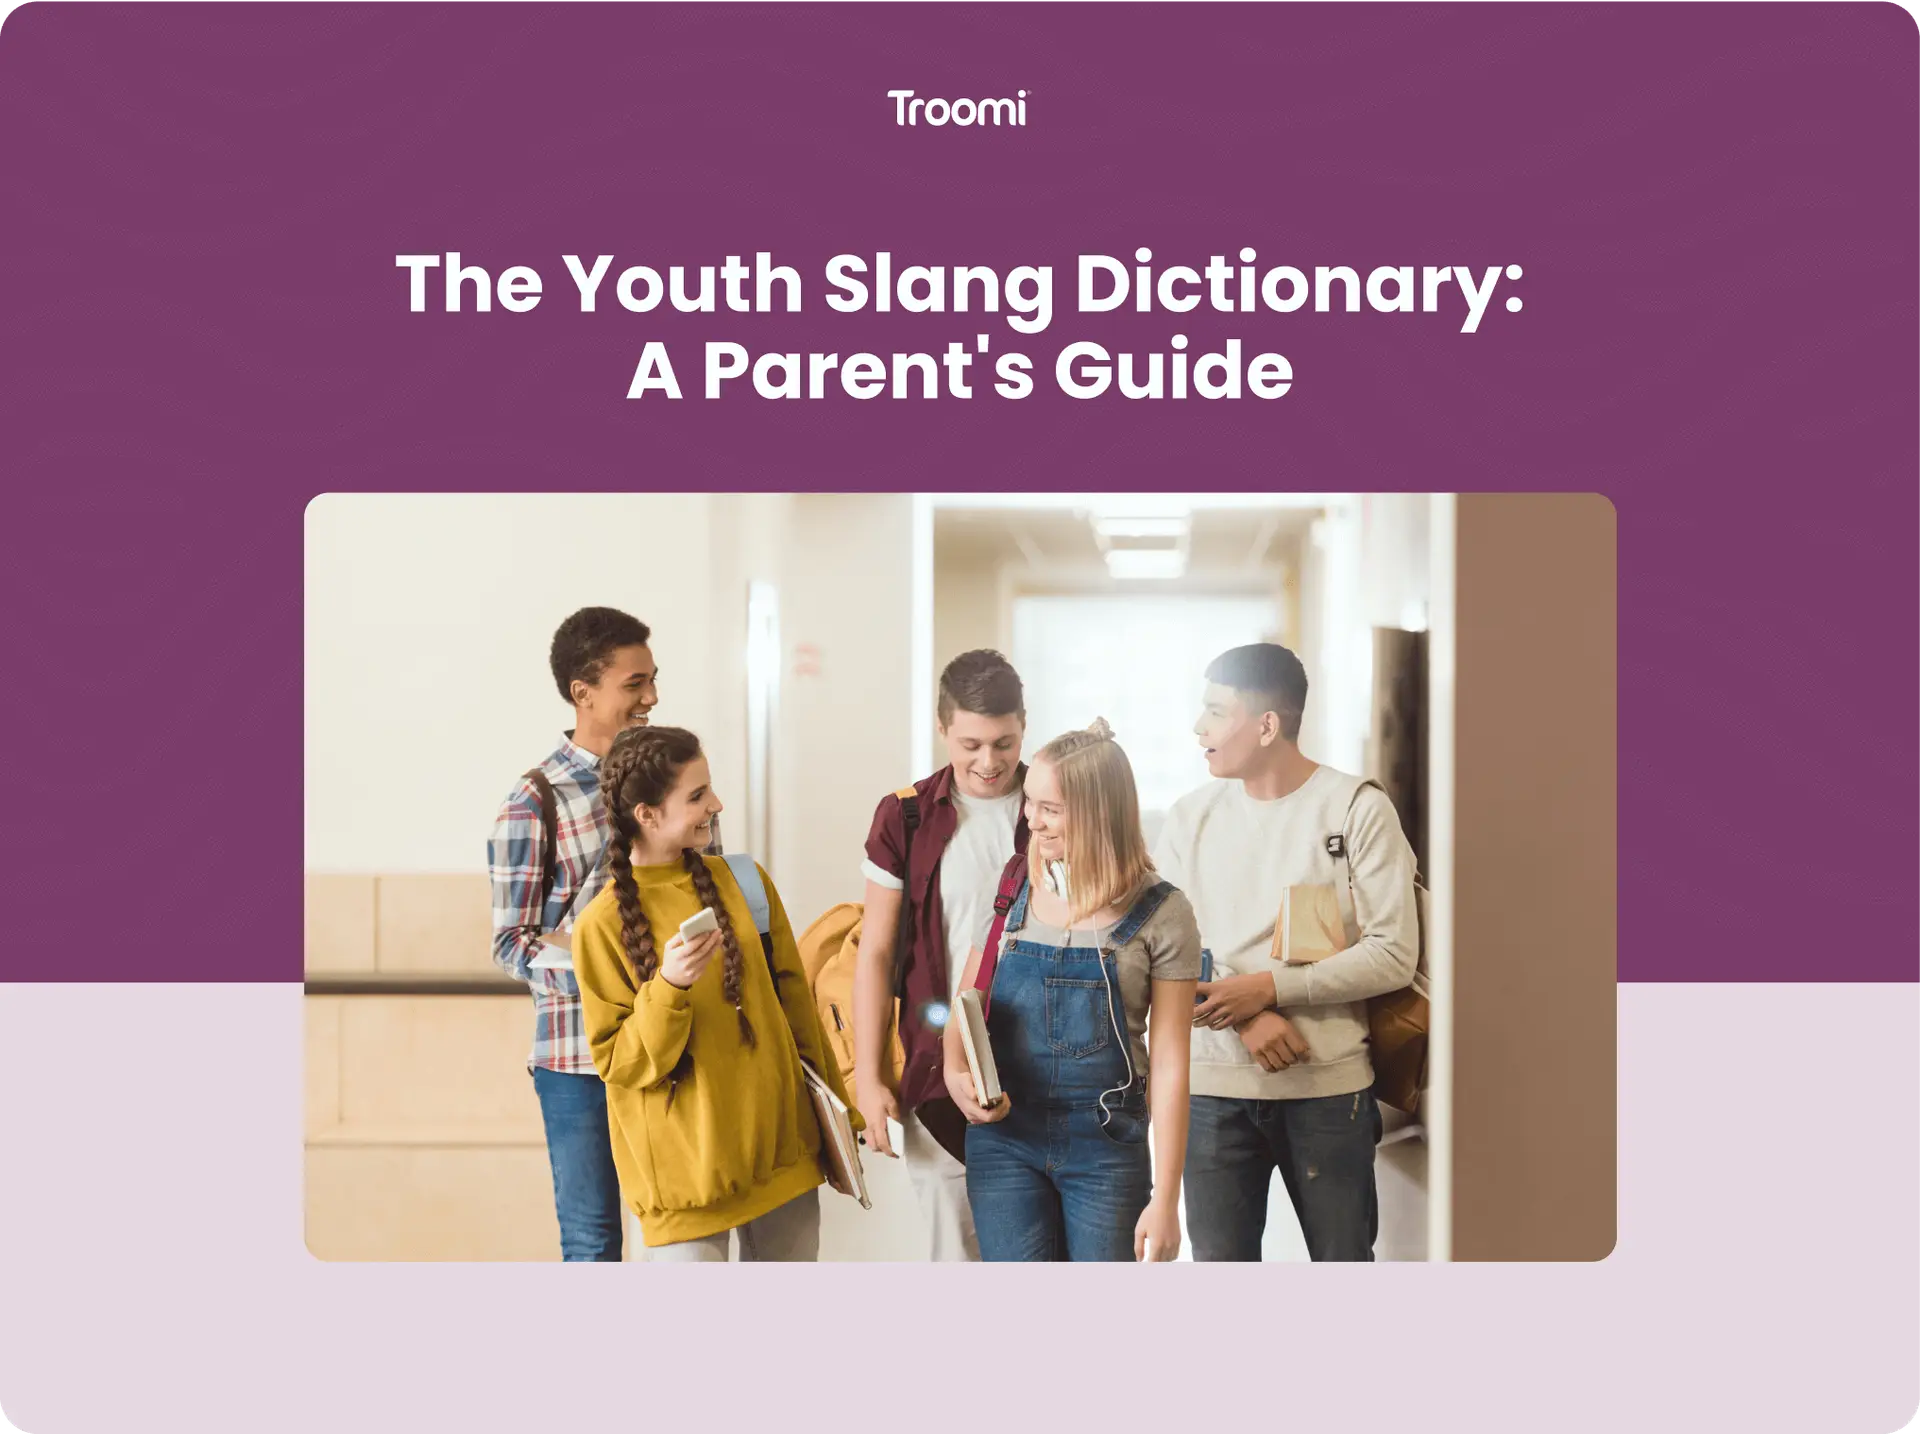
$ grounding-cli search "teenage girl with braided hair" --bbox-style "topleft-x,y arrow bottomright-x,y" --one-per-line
571,724 -> 859,1260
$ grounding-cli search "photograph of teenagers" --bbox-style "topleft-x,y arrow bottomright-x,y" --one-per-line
304,490 -> 1615,1262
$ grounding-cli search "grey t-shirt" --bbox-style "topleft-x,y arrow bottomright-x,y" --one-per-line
1005,883 -> 1203,1076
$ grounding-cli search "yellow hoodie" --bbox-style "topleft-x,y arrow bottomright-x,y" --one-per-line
572,855 -> 860,1247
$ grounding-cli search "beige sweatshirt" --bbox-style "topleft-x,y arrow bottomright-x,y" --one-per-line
1152,766 -> 1418,1100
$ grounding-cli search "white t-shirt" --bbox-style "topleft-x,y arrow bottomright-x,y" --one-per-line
939,791 -> 1022,1001
862,788 -> 1021,1002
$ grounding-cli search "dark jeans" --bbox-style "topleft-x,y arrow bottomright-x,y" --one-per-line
965,1101 -> 1152,1262
1184,1090 -> 1382,1262
531,1067 -> 624,1262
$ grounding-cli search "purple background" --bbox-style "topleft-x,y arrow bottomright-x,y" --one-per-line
0,3 -> 1912,983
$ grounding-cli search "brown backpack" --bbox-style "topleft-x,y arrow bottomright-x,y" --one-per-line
1330,779 -> 1432,1117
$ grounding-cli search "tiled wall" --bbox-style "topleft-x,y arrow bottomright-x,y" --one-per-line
305,874 -> 571,1261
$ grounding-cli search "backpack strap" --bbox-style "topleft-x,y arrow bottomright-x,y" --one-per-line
1324,777 -> 1428,977
889,784 -> 922,999
970,853 -> 1031,1020
524,769 -> 560,919
722,852 -> 776,966
1104,879 -> 1176,951
1321,775 -> 1381,944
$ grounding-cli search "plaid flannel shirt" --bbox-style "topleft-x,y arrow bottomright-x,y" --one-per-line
487,732 -> 722,1074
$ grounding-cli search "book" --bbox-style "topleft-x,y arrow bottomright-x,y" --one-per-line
954,987 -> 1003,1107
801,1061 -> 870,1210
1270,883 -> 1346,965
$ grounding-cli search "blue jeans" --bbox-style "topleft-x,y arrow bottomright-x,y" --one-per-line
966,1102 -> 1151,1261
531,1067 -> 624,1262
1184,1090 -> 1382,1262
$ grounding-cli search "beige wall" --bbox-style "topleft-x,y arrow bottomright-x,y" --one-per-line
931,546 -> 1005,665
304,873 -> 553,1260
1448,493 -> 1617,1260
305,492 -> 730,873
929,545 -> 1011,771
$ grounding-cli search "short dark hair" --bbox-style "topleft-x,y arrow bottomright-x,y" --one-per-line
1206,643 -> 1308,742
549,607 -> 651,704
938,649 -> 1025,725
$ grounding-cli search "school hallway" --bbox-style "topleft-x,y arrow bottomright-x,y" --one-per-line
305,491 -> 1614,1263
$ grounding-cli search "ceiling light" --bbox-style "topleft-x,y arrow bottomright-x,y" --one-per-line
1086,495 -> 1193,521
1092,516 -> 1189,541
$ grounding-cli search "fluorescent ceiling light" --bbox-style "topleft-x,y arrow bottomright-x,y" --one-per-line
1105,549 -> 1188,580
1086,495 -> 1192,521
1091,516 -> 1189,540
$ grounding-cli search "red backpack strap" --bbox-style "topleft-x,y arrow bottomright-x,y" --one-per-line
972,853 -> 1030,1020
889,784 -> 922,1000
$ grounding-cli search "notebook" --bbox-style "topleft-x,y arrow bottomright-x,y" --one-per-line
954,987 -> 1003,1107
1270,883 -> 1346,965
801,1061 -> 871,1209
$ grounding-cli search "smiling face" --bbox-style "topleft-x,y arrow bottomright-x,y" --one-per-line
635,753 -> 723,853
575,642 -> 658,732
1022,757 -> 1069,862
941,709 -> 1025,799
1194,681 -> 1279,779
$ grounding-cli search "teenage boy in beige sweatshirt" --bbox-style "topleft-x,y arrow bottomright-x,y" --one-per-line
1152,643 -> 1419,1261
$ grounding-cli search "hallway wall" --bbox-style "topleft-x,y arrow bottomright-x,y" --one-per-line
773,493 -> 917,924
305,492 -> 734,872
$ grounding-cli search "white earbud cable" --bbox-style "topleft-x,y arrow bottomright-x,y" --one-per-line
1095,915 -> 1136,1126
1050,863 -> 1136,1125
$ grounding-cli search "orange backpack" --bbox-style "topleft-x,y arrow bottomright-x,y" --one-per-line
798,903 -> 904,1093
798,785 -> 920,1094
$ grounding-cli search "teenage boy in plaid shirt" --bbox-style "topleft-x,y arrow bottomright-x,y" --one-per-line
487,607 -> 720,1261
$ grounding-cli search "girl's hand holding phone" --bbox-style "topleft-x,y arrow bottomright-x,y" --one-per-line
660,926 -> 722,989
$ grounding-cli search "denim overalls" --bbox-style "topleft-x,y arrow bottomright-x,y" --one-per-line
964,876 -> 1174,1261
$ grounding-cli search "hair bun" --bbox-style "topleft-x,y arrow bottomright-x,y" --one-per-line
1086,716 -> 1115,741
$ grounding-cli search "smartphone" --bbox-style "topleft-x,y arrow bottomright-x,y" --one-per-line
1196,948 -> 1213,1003
678,906 -> 719,941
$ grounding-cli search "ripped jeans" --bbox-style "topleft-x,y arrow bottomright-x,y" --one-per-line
1183,1089 -> 1382,1262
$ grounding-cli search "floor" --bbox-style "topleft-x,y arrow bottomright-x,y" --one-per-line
665,1128 -> 1430,1262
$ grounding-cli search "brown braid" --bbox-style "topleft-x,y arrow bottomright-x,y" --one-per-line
683,847 -> 756,1048
598,725 -> 755,1049
602,821 -> 658,983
